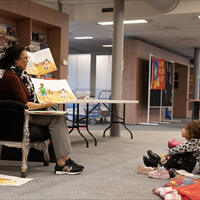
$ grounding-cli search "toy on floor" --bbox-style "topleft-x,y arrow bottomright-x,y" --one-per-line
168,138 -> 182,149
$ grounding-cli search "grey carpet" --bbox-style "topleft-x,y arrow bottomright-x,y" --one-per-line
0,118 -> 190,199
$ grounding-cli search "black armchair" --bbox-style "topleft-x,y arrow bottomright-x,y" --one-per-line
0,100 -> 50,178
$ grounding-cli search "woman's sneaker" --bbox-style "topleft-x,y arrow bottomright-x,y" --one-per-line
55,160 -> 82,175
148,166 -> 170,179
68,158 -> 84,171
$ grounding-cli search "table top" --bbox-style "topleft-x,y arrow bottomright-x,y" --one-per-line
187,99 -> 200,102
58,99 -> 139,104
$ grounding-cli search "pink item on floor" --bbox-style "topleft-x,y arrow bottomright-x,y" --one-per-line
137,165 -> 154,175
154,187 -> 181,200
148,166 -> 170,179
168,139 -> 182,149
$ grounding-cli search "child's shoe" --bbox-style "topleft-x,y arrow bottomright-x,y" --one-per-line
148,166 -> 170,179
147,150 -> 161,162
137,165 -> 154,175
143,156 -> 159,167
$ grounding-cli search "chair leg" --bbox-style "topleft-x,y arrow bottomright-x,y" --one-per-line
42,140 -> 50,166
32,140 -> 50,166
21,144 -> 30,178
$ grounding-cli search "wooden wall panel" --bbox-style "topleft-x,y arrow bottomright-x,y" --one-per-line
32,23 -> 47,35
47,28 -> 61,79
136,40 -> 190,66
0,15 -> 16,26
122,40 -> 138,124
60,15 -> 69,80
173,64 -> 188,118
16,19 -> 31,48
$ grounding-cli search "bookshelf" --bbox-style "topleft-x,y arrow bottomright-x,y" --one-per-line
0,0 -> 69,80
0,22 -> 17,58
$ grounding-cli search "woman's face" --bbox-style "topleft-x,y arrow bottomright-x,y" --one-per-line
15,50 -> 29,70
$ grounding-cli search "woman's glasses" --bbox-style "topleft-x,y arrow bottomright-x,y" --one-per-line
18,56 -> 29,61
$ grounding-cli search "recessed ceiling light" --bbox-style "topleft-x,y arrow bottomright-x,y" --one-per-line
102,45 -> 112,47
98,21 -> 114,25
124,20 -> 147,24
98,20 -> 147,25
74,37 -> 94,39
198,16 -> 200,18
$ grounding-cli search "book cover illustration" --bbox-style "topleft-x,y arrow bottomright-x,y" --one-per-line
26,48 -> 57,75
0,24 -> 7,34
31,78 -> 77,103
7,26 -> 16,36
0,35 -> 8,45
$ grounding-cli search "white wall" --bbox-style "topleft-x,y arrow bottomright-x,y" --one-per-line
68,54 -> 91,94
95,55 -> 112,98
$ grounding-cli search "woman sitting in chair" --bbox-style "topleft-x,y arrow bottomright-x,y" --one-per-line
0,45 -> 84,175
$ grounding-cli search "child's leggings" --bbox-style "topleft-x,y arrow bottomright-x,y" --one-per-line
164,152 -> 196,173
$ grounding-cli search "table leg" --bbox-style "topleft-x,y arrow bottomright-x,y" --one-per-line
86,103 -> 97,146
103,104 -> 113,137
122,103 -> 133,139
69,104 -> 75,134
192,102 -> 199,120
103,103 -> 133,139
76,104 -> 89,148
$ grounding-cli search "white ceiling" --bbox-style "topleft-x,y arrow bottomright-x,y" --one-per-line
33,0 -> 200,59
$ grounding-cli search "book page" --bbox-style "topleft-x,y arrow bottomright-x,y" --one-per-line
32,48 -> 57,75
31,78 -> 77,103
26,51 -> 38,75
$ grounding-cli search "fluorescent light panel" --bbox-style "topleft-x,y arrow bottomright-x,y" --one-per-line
102,45 -> 112,47
98,19 -> 147,25
74,36 -> 94,39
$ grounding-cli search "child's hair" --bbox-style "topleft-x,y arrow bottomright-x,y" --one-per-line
185,120 -> 200,140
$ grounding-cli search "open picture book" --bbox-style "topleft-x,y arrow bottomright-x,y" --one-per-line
31,78 -> 76,103
26,48 -> 57,75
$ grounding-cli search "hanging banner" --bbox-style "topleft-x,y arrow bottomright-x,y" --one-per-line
151,57 -> 165,89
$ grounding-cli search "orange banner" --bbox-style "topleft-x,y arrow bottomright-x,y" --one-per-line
151,57 -> 165,90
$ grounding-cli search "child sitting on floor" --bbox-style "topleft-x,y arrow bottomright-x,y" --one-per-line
137,120 -> 200,179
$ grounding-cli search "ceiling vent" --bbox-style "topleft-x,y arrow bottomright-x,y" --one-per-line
102,8 -> 113,13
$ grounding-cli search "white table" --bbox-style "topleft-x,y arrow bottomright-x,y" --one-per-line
61,100 -> 139,147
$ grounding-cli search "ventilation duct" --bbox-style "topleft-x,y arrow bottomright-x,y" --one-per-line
142,0 -> 180,13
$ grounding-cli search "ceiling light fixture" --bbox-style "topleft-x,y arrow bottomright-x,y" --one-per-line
98,19 -> 147,25
102,45 -> 113,47
198,16 -> 200,18
74,37 -> 94,39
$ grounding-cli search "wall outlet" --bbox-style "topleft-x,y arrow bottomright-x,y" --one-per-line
62,59 -> 68,66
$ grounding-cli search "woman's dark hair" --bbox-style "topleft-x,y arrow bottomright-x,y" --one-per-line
0,45 -> 25,69
185,120 -> 200,140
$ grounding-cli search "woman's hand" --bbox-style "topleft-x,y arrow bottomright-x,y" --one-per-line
35,72 -> 45,79
44,101 -> 55,108
26,101 -> 55,110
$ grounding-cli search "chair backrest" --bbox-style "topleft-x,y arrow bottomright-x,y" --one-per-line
0,69 -> 5,100
0,100 -> 27,141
